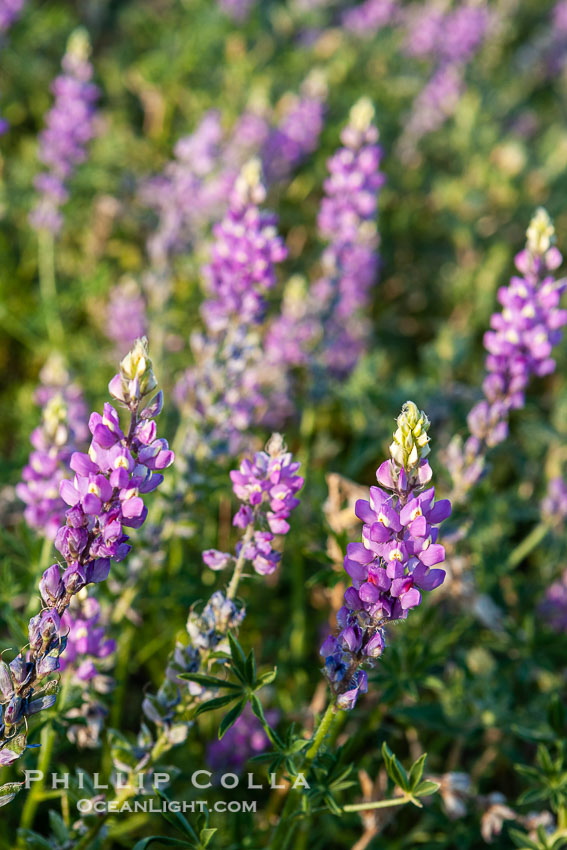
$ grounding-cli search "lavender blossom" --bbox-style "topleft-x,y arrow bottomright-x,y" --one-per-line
267,97 -> 383,379
16,357 -> 88,540
106,279 -> 148,356
321,402 -> 451,709
203,433 -> 304,578
0,339 -> 173,765
29,29 -> 99,235
448,210 -> 567,500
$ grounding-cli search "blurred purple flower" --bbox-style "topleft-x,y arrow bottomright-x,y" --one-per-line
59,597 -> 115,681
16,357 -> 88,540
29,29 -> 99,235
207,704 -> 277,773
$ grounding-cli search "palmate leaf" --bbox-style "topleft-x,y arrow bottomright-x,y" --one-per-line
381,743 -> 409,792
219,699 -> 246,739
177,672 -> 241,690
156,789 -> 200,842
227,632 -> 247,673
196,695 -> 241,716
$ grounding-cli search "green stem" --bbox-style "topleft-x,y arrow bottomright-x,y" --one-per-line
226,523 -> 254,600
343,797 -> 409,812
506,521 -> 549,569
38,229 -> 64,350
271,701 -> 339,850
305,702 -> 337,762
19,672 -> 72,834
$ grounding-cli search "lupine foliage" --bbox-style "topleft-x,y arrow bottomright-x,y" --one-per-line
1,2 -> 567,850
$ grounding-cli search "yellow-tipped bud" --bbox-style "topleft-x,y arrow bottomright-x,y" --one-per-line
119,337 -> 157,401
349,97 -> 376,135
526,207 -> 555,256
389,401 -> 431,471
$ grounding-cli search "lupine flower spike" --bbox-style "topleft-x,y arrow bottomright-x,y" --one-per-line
0,339 -> 173,765
30,28 -> 99,235
448,209 -> 567,501
321,402 -> 451,709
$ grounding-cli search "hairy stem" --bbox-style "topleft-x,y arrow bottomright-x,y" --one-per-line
226,522 -> 254,600
19,670 -> 72,834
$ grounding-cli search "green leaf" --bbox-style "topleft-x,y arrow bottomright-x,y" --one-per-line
548,695 -> 566,737
15,831 -> 53,850
199,828 -> 217,847
195,695 -> 239,716
156,789 -> 199,842
508,828 -> 542,850
177,672 -> 241,690
245,649 -> 256,685
132,837 -> 195,850
255,669 -> 277,688
228,633 -> 247,673
219,699 -> 246,739
48,810 -> 69,842
381,743 -> 409,792
414,779 -> 440,797
537,745 -> 554,775
408,753 -> 427,790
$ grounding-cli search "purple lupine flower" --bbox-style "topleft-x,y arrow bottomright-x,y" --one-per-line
29,29 -> 99,235
321,402 -> 450,710
400,63 -> 464,150
267,97 -> 383,379
448,210 -> 567,499
0,0 -> 25,32
262,73 -> 326,183
175,161 -> 287,457
342,0 -> 399,38
204,432 -> 304,577
141,110 -> 223,271
402,2 -> 489,64
0,339 -> 173,764
207,704 -> 278,773
0,0 -> 26,134
217,0 -> 255,22
106,279 -> 148,356
399,3 -> 490,155
542,477 -> 567,525
539,570 -> 567,632
16,357 -> 88,540
401,1 -> 446,59
59,597 -> 115,681
201,159 -> 287,331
